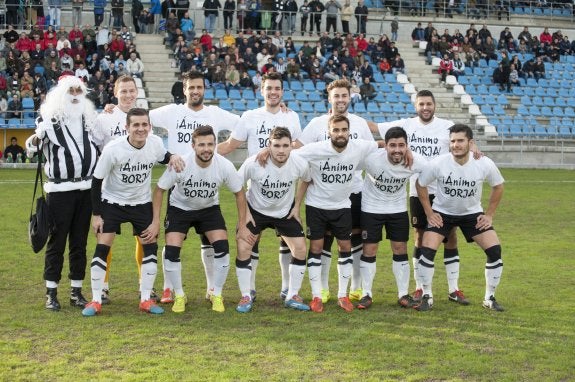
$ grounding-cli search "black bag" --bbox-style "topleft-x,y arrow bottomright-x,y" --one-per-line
29,144 -> 52,253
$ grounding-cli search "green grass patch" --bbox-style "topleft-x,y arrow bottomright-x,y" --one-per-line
0,168 -> 574,381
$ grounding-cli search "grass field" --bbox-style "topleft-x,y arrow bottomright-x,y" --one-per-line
0,167 -> 574,381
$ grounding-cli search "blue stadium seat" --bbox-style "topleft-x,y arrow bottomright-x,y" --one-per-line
474,95 -> 486,105
477,85 -> 489,94
301,102 -> 314,113
314,102 -> 327,113
228,89 -> 242,100
512,87 -> 524,96
246,100 -> 259,109
215,88 -> 228,99
243,90 -> 255,100
517,105 -> 529,115
232,100 -> 246,111
552,107 -> 564,117
391,83 -> 404,93
485,95 -> 497,105
22,97 -> 35,109
385,74 -> 397,83
565,107 -> 575,117
521,95 -> 532,106
353,103 -> 366,113
303,81 -> 315,91
283,92 -> 295,101
497,94 -> 509,106
406,104 -> 416,114
288,101 -> 300,112
290,81 -> 302,91
316,81 -> 326,91
203,88 -> 214,100
458,76 -> 469,85
387,93 -> 399,103
22,118 -> 36,128
541,106 -> 553,117
367,103 -> 379,113
493,105 -> 505,115
547,88 -> 558,97
399,93 -> 411,103
379,103 -> 393,113
392,104 -> 405,114
528,105 -> 541,117
295,93 -> 308,101
544,97 -> 555,107
8,118 -> 21,128
559,127 -> 572,138
556,98 -> 567,107
535,87 -> 546,97
308,92 -> 322,102
523,87 -> 535,96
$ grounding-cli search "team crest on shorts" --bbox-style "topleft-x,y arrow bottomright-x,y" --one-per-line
306,226 -> 311,236
362,230 -> 368,240
412,216 -> 418,225
164,220 -> 170,229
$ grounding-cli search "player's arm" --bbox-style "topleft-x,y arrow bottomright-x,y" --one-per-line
217,137 -> 244,155
476,183 -> 504,230
367,120 -> 379,134
159,151 -> 185,172
234,189 -> 257,246
294,180 -> 309,212
470,140 -> 483,160
91,177 -> 105,236
143,185 -> 167,243
415,179 -> 443,228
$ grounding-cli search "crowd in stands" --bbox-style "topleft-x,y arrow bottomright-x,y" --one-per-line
0,22 -> 143,115
168,20 -> 405,99
414,22 -> 571,91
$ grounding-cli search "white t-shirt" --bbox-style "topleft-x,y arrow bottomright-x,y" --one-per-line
297,139 -> 378,210
362,151 -> 428,214
150,104 -> 239,155
377,116 -> 453,197
239,152 -> 311,218
418,153 -> 504,216
94,135 -> 167,205
157,152 -> 243,211
231,107 -> 302,156
92,107 -> 128,149
300,113 -> 374,193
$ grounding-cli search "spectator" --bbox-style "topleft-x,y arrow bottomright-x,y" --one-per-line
492,62 -> 509,91
378,57 -> 391,74
438,53 -> 454,83
7,94 -> 22,119
3,137 -> 25,163
508,63 -> 520,91
237,0 -> 248,32
126,52 -> 145,77
286,57 -> 301,83
308,0 -> 324,36
223,0 -> 235,30
239,70 -> 254,90
540,27 -> 552,46
199,29 -> 213,52
496,0 -> 510,21
349,78 -> 361,104
532,56 -> 546,81
94,0 -> 107,27
425,36 -> 441,65
412,22 -> 425,42
203,0 -> 222,34
354,0 -> 368,35
20,71 -> 35,98
518,26 -> 532,45
325,0 -> 342,34
359,60 -> 373,82
111,0 -> 126,29
391,17 -> 399,42
0,96 -> 7,120
392,53 -> 405,74
359,76 -> 375,107
211,64 -> 226,88
48,0 -> 63,28
180,11 -> 195,41
174,0 -> 189,20
299,0 -> 311,36
225,64 -> 240,90
451,52 -> 465,78
150,0 -> 162,33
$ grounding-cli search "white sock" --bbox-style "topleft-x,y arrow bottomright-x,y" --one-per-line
485,260 -> 503,300
337,252 -> 352,298
164,258 -> 183,296
320,251 -> 332,290
213,252 -> 230,296
350,235 -> 363,291
71,280 -> 83,288
250,251 -> 259,291
392,254 -> 410,298
236,259 -> 252,298
90,257 -> 106,304
279,243 -> 291,291
359,256 -> 376,297
161,247 -> 173,291
46,280 -> 58,288
201,244 -> 215,292
444,249 -> 460,293
307,252 -> 322,298
287,260 -> 306,299
418,253 -> 435,298
140,255 -> 158,302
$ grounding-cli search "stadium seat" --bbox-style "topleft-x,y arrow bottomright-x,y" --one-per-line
283,92 -> 295,101
379,103 -> 393,113
543,97 -> 555,107
552,107 -> 564,117
308,92 -> 322,102
203,88 -> 214,100
303,81 -> 315,91
228,89 -> 242,100
215,88 -> 228,99
8,118 -> 21,128
541,106 -> 553,117
232,100 -> 246,111
314,102 -> 327,113
22,97 -> 35,110
559,127 -> 572,138
290,81 -> 302,91
485,95 -> 497,105
288,101 -> 300,112
387,93 -> 399,103
493,105 -> 506,116
22,118 -> 36,128
301,102 -> 314,113
316,81 -> 326,91
564,107 -> 575,117
392,104 -> 405,114
528,106 -> 541,117
353,103 -> 366,113
497,94 -> 509,106
246,100 -> 259,109
243,90 -> 255,100
367,103 -> 379,113
219,100 -> 232,110
296,93 -> 308,102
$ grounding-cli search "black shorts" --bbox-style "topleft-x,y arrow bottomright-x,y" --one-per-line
246,204 -> 304,237
350,192 -> 362,229
305,205 -> 352,241
101,201 -> 152,236
425,211 -> 494,243
361,211 -> 409,243
410,195 -> 436,229
164,205 -> 227,235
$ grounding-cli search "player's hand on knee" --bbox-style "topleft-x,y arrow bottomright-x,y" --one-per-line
476,214 -> 492,230
287,207 -> 302,225
92,215 -> 104,236
427,212 -> 443,228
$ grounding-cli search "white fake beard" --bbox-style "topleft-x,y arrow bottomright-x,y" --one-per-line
64,93 -> 86,118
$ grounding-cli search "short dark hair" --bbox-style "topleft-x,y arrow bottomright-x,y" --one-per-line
269,126 -> 292,141
262,72 -> 284,89
126,107 -> 149,125
449,123 -> 473,139
384,126 -> 408,142
192,125 -> 216,143
328,114 -> 349,128
182,71 -> 205,86
415,89 -> 436,104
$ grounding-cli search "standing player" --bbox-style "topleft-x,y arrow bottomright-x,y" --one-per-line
82,108 -> 184,316
414,124 -> 505,312
150,71 -> 240,304
235,127 -> 311,313
371,90 -> 470,305
218,72 -> 302,303
295,79 -> 376,305
296,115 -> 378,312
92,75 -> 142,305
152,126 -> 248,313
358,127 -> 428,309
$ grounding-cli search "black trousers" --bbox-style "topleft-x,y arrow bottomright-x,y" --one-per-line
44,189 -> 92,283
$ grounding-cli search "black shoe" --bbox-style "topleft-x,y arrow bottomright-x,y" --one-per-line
398,294 -> 418,308
357,295 -> 373,309
46,288 -> 61,311
70,287 -> 88,308
414,294 -> 433,311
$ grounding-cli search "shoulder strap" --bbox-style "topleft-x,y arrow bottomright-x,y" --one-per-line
30,141 -> 45,218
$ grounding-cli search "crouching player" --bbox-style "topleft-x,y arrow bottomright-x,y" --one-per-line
358,127 -> 428,309
235,127 -> 311,313
152,126 -> 248,313
82,108 -> 185,316
414,124 -> 505,312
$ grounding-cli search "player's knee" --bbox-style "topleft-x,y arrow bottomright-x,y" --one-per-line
420,246 -> 437,262
94,244 -> 111,261
485,245 -> 502,263
164,245 -> 181,262
212,240 -> 229,256
142,243 -> 158,257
